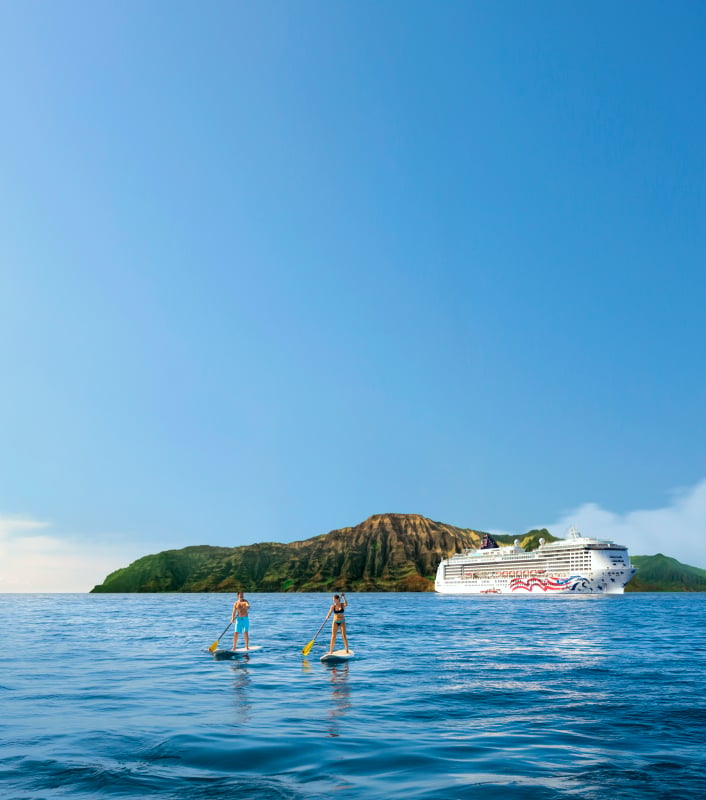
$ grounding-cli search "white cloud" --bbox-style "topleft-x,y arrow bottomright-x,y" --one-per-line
0,515 -> 147,593
541,478 -> 706,570
0,516 -> 51,537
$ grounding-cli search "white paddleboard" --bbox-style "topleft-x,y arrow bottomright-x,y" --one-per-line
213,645 -> 262,658
320,649 -> 355,663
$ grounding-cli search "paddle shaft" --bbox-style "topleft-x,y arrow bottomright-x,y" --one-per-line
311,615 -> 328,641
302,615 -> 328,655
209,620 -> 234,651
217,620 -> 233,640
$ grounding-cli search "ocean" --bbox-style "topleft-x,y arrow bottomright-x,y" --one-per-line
1,592 -> 705,799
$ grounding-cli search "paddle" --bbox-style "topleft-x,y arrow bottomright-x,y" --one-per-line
301,615 -> 329,656
208,621 -> 234,653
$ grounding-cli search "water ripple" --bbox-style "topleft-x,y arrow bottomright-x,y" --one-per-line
1,592 -> 705,799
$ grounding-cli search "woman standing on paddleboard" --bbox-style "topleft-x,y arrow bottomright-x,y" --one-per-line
231,591 -> 251,651
325,593 -> 349,654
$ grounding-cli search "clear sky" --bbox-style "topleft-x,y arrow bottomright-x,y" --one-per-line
1,1 -> 704,591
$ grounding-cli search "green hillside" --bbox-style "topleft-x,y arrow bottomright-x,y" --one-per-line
626,554 -> 706,592
90,515 -> 706,593
91,514 -> 483,593
493,528 -> 561,550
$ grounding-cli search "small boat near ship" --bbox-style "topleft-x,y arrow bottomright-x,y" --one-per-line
435,527 -> 636,595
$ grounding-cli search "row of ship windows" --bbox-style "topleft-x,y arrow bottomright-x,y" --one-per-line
443,568 -> 585,578
444,562 -> 595,573
447,559 -> 587,565
443,568 -> 629,580
453,554 -> 591,563
461,552 -> 590,561
447,560 -> 590,571
444,573 -> 576,581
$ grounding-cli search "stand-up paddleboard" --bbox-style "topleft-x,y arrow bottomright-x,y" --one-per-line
320,649 -> 355,663
213,645 -> 262,659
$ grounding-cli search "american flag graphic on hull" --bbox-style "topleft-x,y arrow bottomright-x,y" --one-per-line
510,575 -> 591,592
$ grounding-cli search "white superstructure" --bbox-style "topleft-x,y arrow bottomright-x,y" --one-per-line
434,527 -> 636,595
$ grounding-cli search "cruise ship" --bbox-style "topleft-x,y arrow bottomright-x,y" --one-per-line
434,527 -> 636,595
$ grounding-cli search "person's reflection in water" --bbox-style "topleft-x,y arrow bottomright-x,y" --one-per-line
229,662 -> 252,725
326,661 -> 351,737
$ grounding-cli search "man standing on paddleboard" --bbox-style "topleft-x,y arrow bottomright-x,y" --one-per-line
324,592 -> 349,654
231,591 -> 251,650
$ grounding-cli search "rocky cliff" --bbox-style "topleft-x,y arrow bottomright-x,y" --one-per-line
90,513 -> 486,593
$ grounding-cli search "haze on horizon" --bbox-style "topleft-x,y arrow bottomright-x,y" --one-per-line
1,2 -> 704,592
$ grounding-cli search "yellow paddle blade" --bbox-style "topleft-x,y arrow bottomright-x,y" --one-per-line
208,621 -> 234,652
301,639 -> 315,656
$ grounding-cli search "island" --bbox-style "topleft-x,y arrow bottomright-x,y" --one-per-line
90,513 -> 706,593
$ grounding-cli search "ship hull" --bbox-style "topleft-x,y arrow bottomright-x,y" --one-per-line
434,571 -> 634,595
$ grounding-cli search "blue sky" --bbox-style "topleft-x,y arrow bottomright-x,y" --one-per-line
1,2 -> 705,590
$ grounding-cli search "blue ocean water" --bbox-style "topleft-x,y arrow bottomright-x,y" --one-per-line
1,592 -> 705,800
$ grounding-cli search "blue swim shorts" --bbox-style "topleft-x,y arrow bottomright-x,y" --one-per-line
235,617 -> 250,633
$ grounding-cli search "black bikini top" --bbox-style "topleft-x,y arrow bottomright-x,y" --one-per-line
333,604 -> 345,614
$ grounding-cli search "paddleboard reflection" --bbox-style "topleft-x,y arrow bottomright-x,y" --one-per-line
326,662 -> 351,738
229,662 -> 253,725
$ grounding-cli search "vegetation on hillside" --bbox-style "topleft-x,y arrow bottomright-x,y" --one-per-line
91,514 -> 483,593
90,515 -> 705,593
626,554 -> 706,592
492,528 -> 561,551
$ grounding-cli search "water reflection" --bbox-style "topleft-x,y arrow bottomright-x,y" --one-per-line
325,661 -> 351,737
229,662 -> 252,724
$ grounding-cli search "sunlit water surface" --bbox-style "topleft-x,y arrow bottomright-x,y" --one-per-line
1,592 -> 705,799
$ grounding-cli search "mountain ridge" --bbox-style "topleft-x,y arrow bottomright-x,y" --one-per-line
90,513 -> 706,593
